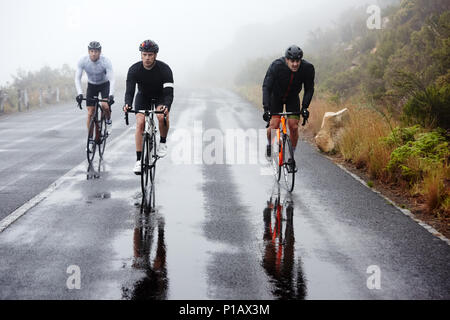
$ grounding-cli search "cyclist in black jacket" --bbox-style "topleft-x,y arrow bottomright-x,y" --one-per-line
123,40 -> 174,174
262,45 -> 315,159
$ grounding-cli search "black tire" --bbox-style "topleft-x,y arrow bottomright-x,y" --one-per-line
271,131 -> 282,182
98,111 -> 107,160
150,134 -> 156,209
141,134 -> 156,213
86,111 -> 98,168
282,136 -> 295,192
141,134 -> 150,212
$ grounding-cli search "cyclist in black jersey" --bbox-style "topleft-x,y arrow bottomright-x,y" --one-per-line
262,45 -> 315,162
123,40 -> 174,174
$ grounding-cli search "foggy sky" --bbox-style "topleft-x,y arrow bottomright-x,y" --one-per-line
0,0 -> 374,87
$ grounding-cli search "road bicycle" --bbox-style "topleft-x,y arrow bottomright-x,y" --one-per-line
267,111 -> 305,192
78,96 -> 110,175
125,101 -> 166,213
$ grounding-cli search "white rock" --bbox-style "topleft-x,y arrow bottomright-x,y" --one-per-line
314,108 -> 350,153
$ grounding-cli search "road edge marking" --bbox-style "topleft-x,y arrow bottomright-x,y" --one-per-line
329,158 -> 450,246
0,126 -> 133,233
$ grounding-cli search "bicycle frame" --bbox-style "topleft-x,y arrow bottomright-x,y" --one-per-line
268,111 -> 300,191
125,102 -> 166,212
278,116 -> 288,167
270,112 -> 299,167
78,96 -> 109,177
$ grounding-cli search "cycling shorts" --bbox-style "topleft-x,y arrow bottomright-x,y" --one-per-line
270,95 -> 301,120
86,81 -> 110,107
134,92 -> 165,111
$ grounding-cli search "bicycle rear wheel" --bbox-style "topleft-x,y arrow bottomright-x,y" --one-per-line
282,135 -> 295,192
86,111 -> 98,169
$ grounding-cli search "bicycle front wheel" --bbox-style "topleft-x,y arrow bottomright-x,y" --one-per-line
86,112 -> 98,168
98,111 -> 107,160
282,136 -> 295,192
141,134 -> 156,213
150,133 -> 156,209
271,131 -> 282,182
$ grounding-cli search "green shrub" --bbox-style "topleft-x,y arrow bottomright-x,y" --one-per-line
382,125 -> 421,146
387,129 -> 449,182
403,83 -> 450,129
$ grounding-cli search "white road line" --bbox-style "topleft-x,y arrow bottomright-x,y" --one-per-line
0,126 -> 134,233
330,159 -> 450,246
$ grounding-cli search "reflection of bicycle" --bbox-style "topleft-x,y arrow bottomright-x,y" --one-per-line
268,112 -> 301,192
122,208 -> 168,300
78,96 -> 109,175
262,184 -> 306,299
125,101 -> 166,213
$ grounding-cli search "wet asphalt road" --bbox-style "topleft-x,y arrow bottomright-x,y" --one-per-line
0,87 -> 449,300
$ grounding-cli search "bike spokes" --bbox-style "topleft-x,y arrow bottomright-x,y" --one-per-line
271,132 -> 282,181
282,137 -> 295,192
141,136 -> 156,213
98,112 -> 107,160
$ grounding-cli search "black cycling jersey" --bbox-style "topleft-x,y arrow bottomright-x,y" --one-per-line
262,57 -> 315,112
125,60 -> 174,110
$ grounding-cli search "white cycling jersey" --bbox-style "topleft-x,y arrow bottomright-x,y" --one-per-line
75,55 -> 115,95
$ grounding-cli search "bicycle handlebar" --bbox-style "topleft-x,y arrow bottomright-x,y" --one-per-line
269,112 -> 301,116
77,96 -> 109,110
124,109 -> 167,126
265,111 -> 308,128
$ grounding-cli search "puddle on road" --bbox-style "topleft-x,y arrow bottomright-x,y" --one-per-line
87,192 -> 111,201
111,208 -> 170,300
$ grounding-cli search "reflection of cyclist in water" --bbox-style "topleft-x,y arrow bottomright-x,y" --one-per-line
122,213 -> 168,300
262,185 -> 306,299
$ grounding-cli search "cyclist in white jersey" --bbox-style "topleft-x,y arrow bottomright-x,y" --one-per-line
75,41 -> 115,134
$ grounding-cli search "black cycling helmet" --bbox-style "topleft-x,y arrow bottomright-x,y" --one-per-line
285,45 -> 303,60
139,40 -> 159,53
88,41 -> 102,51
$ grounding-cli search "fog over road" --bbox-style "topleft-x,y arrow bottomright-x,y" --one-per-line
0,88 -> 449,299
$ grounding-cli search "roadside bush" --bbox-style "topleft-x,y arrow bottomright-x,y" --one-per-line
382,124 -> 421,146
402,83 -> 450,129
387,129 -> 449,183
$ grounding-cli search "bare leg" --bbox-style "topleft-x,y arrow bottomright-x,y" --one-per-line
157,113 -> 170,138
135,113 -> 145,152
287,118 -> 299,149
266,116 -> 281,144
101,102 -> 111,120
86,106 -> 95,130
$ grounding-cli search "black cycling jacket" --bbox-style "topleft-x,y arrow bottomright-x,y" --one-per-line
125,60 -> 174,110
262,57 -> 315,111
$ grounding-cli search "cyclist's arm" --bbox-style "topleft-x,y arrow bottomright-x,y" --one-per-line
124,66 -> 137,107
161,65 -> 174,111
105,57 -> 115,96
302,64 -> 315,109
75,59 -> 84,95
262,63 -> 275,111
